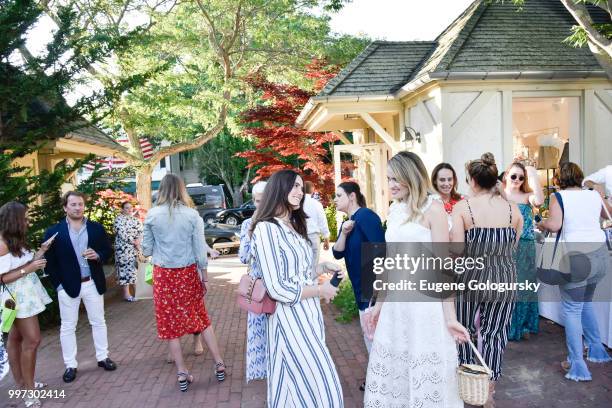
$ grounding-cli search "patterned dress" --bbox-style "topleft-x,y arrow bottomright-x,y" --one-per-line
239,218 -> 268,382
153,264 -> 211,339
508,203 -> 539,341
252,220 -> 343,408
113,214 -> 142,285
0,250 -> 51,319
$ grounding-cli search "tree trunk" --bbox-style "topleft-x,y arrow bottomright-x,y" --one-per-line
231,189 -> 243,207
136,166 -> 153,209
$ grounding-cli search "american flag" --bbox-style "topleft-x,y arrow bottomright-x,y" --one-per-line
84,137 -> 154,170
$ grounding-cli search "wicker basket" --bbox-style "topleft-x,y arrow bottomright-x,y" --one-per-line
457,339 -> 492,406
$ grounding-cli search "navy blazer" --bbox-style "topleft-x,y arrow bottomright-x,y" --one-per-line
43,219 -> 112,298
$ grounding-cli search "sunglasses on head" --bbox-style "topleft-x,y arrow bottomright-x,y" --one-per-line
510,174 -> 524,181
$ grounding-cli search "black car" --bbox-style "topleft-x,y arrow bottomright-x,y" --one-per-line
204,222 -> 241,255
214,200 -> 255,225
153,183 -> 227,224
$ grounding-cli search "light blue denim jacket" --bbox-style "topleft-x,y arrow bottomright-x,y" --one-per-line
142,204 -> 207,277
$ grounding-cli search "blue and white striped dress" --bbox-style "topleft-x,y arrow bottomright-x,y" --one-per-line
251,219 -> 344,408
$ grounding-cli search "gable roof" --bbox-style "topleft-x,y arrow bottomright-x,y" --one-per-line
318,41 -> 436,97
318,0 -> 610,99
428,0 -> 609,76
64,125 -> 127,152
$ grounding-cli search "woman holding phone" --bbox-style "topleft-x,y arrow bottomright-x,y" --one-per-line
0,202 -> 53,408
250,169 -> 344,407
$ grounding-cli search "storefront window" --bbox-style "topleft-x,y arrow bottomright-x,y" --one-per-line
512,96 -> 580,197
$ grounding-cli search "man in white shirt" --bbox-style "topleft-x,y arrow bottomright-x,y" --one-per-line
583,165 -> 612,198
303,181 -> 330,273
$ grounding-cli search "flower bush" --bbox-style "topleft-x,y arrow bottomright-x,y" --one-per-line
87,189 -> 146,242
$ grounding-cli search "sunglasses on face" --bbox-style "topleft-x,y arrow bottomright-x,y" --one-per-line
510,174 -> 525,181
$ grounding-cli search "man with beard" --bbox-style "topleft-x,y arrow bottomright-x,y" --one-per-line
43,191 -> 116,383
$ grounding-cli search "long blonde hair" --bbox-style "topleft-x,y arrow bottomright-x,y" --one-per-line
156,174 -> 194,212
388,151 -> 431,222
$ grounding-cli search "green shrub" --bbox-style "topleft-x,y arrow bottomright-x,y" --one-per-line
325,204 -> 338,242
331,278 -> 359,323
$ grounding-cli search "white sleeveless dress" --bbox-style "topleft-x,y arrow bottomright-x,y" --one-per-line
364,199 -> 463,408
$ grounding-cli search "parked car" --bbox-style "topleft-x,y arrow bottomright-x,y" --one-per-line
153,183 -> 227,224
214,200 -> 256,225
204,222 -> 241,255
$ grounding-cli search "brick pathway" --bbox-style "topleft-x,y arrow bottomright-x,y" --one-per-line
1,250 -> 611,408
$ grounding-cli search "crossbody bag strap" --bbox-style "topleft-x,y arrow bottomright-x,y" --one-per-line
548,192 -> 564,266
0,275 -> 16,303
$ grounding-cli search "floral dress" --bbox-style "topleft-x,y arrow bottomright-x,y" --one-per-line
508,203 -> 539,341
114,214 -> 142,285
0,250 -> 52,318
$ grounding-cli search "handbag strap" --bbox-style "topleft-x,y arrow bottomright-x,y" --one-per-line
601,196 -> 612,222
467,338 -> 492,375
0,275 -> 16,303
539,192 -> 564,269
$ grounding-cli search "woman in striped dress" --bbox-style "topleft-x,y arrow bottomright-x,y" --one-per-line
451,153 -> 522,408
250,170 -> 344,408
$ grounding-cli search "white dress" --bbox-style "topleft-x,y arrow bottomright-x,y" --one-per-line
0,251 -> 52,318
364,199 -> 463,408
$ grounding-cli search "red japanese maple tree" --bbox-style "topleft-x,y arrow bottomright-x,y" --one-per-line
237,60 -> 341,202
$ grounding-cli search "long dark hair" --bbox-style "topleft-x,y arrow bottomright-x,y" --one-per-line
431,162 -> 461,201
250,170 -> 308,240
338,181 -> 366,207
0,201 -> 28,257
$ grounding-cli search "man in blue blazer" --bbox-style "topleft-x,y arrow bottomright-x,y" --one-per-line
44,191 -> 117,383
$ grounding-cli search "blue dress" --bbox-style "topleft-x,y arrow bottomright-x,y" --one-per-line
508,203 -> 539,341
239,218 -> 268,382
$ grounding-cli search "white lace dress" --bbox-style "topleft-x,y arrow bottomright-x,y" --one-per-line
364,199 -> 463,408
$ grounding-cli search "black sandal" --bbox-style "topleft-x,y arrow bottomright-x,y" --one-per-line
177,371 -> 193,392
215,362 -> 226,382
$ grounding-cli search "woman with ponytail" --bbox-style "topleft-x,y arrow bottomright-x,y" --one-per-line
332,181 -> 385,390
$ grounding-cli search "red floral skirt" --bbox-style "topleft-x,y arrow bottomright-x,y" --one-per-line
153,264 -> 211,340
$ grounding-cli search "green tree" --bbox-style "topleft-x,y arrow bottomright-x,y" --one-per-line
39,0 -> 359,208
1,0 -> 138,241
194,129 -> 255,207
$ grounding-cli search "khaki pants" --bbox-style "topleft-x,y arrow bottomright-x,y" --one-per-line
308,233 -> 321,275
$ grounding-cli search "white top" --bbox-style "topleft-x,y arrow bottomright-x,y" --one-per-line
558,190 -> 606,243
583,165 -> 612,196
385,199 -> 433,242
302,194 -> 330,238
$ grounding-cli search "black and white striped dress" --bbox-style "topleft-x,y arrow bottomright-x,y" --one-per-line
456,200 -> 517,381
251,219 -> 344,408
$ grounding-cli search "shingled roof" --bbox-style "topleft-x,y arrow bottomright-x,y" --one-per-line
318,41 -> 436,96
318,0 -> 610,98
64,125 -> 127,152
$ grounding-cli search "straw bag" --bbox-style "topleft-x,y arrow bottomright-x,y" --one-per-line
457,339 -> 492,406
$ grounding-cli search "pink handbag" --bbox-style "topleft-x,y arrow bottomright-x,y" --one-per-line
236,274 -> 276,315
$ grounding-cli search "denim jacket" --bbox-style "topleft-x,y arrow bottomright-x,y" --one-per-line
142,204 -> 207,277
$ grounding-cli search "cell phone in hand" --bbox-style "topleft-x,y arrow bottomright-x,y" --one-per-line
44,232 -> 59,246
330,272 -> 342,287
